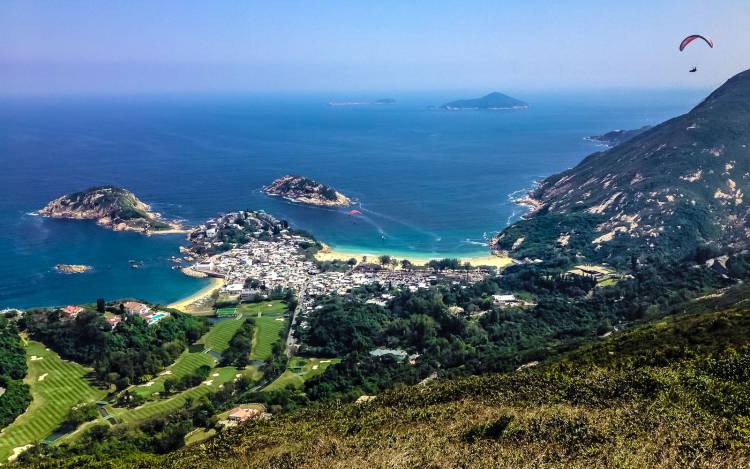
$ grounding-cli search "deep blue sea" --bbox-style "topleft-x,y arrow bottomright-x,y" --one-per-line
0,89 -> 708,308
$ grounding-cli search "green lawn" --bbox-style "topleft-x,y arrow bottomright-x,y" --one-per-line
111,366 -> 260,424
199,301 -> 285,354
233,301 -> 288,362
0,341 -> 107,462
132,301 -> 286,400
263,357 -> 340,392
132,351 -> 216,398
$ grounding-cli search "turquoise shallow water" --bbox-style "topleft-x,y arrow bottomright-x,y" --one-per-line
0,90 -> 707,308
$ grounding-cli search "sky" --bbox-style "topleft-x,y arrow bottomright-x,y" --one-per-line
1,0 -> 749,95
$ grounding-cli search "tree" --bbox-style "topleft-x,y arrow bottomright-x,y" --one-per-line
401,259 -> 413,270
163,377 -> 177,395
379,255 -> 392,267
390,258 -> 399,270
96,299 -> 106,313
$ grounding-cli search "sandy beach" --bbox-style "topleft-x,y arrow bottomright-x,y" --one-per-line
168,277 -> 224,311
315,244 -> 513,269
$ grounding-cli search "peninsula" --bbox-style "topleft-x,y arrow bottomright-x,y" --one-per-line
441,92 -> 528,110
263,175 -> 351,207
36,186 -> 183,234
587,125 -> 652,147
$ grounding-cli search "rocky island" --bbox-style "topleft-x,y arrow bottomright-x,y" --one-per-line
263,175 -> 351,207
441,92 -> 528,110
54,264 -> 92,274
36,186 -> 183,234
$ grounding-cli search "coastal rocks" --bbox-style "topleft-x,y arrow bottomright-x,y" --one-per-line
37,186 -> 183,234
263,175 -> 351,208
55,264 -> 92,274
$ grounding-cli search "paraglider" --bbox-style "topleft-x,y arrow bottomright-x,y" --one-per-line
347,209 -> 362,217
679,35 -> 713,51
679,35 -> 713,73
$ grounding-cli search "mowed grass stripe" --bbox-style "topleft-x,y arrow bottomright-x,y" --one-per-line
250,316 -> 287,362
199,317 -> 246,353
112,366 -> 257,424
0,342 -> 106,462
132,352 -> 216,398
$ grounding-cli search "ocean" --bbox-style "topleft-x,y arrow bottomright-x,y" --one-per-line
0,89 -> 708,308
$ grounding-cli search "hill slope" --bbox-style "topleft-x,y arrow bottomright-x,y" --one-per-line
51,289 -> 750,469
492,69 -> 750,264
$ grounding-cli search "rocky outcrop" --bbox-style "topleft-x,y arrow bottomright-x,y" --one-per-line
55,264 -> 92,274
37,186 -> 181,233
263,175 -> 351,207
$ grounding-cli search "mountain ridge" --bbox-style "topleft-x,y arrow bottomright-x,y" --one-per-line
492,69 -> 750,264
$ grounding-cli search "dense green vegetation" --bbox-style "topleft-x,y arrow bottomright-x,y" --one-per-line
219,320 -> 254,367
297,252 -> 749,401
20,308 -> 208,388
41,290 -> 750,468
0,317 -> 30,429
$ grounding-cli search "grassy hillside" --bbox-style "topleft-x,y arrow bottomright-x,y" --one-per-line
142,302 -> 750,468
493,68 -> 750,265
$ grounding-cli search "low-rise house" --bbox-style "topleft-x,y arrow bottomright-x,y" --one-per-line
227,407 -> 261,422
493,294 -> 520,307
105,315 -> 123,330
122,301 -> 149,316
61,305 -> 84,319
195,260 -> 215,272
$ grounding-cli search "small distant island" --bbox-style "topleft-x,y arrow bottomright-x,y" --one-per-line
441,92 -> 528,110
54,264 -> 92,274
263,175 -> 351,207
328,98 -> 395,106
587,125 -> 652,147
36,186 -> 183,234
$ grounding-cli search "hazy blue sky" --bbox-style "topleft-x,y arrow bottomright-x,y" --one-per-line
2,0 -> 748,94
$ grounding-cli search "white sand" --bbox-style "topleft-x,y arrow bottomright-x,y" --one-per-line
30,355 -> 43,361
202,379 -> 213,386
9,445 -> 34,462
38,373 -> 49,382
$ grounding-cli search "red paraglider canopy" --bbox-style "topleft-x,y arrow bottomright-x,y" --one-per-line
347,210 -> 362,216
679,35 -> 713,51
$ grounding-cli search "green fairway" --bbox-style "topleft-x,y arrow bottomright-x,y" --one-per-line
263,357 -> 339,392
0,341 -> 106,462
111,366 -> 259,424
248,304 -> 288,362
132,351 -> 216,398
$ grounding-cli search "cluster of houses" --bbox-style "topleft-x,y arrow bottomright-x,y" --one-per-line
58,304 -> 124,329
55,301 -> 169,330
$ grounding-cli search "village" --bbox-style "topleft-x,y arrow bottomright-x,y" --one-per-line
183,210 -> 503,352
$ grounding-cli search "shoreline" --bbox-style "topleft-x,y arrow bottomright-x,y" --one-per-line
315,244 -> 513,269
168,277 -> 224,311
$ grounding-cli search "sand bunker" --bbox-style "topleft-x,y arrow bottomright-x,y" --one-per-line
38,373 -> 49,382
